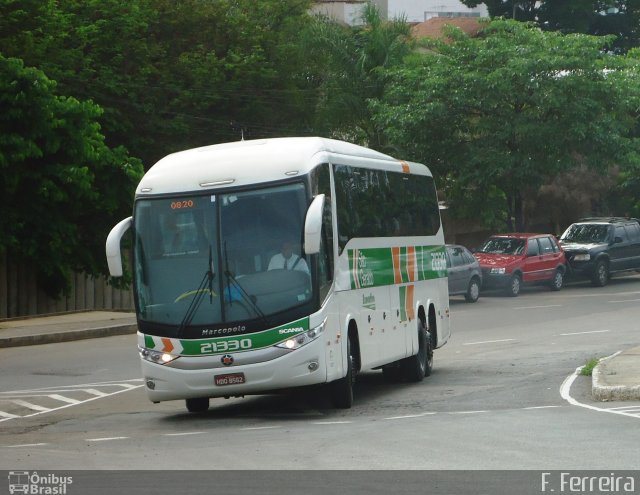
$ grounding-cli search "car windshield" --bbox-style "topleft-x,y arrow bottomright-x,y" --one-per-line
477,237 -> 525,255
560,224 -> 610,243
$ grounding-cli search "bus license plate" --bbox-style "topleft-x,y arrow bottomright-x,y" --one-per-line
215,373 -> 245,386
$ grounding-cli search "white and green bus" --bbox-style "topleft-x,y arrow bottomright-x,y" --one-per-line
106,137 -> 450,412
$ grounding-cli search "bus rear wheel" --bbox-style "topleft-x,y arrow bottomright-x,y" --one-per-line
399,319 -> 432,381
186,397 -> 209,413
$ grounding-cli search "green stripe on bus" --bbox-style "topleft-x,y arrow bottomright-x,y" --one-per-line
349,245 -> 446,290
145,317 -> 311,356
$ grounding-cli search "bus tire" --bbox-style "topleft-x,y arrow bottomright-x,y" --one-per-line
330,336 -> 355,409
186,397 -> 209,413
399,319 -> 431,382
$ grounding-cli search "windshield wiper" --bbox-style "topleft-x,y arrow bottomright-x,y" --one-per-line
177,246 -> 216,337
223,241 -> 269,326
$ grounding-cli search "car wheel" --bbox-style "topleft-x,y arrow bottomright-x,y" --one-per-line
505,274 -> 521,297
465,277 -> 481,303
186,397 -> 209,413
591,260 -> 609,287
550,269 -> 564,291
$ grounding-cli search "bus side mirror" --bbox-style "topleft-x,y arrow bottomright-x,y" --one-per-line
304,194 -> 325,255
106,217 -> 132,277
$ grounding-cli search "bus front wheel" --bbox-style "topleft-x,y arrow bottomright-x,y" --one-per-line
330,336 -> 355,409
186,397 -> 209,413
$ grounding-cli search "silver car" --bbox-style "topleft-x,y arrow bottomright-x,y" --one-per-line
446,244 -> 482,303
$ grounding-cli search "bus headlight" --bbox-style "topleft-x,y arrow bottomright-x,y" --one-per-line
276,319 -> 326,350
138,346 -> 179,365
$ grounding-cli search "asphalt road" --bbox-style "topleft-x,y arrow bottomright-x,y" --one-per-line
1,275 -> 639,475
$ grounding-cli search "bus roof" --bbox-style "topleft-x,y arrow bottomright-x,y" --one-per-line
136,137 -> 430,195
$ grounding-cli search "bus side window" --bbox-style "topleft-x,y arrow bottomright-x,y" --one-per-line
312,163 -> 334,300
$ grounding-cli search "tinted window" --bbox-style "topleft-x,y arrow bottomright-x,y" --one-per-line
561,224 -> 610,243
624,223 -> 640,241
462,249 -> 476,264
527,239 -> 540,256
538,237 -> 554,254
614,225 -> 629,242
448,247 -> 466,267
478,237 -> 525,255
333,164 -> 440,250
311,164 -> 334,300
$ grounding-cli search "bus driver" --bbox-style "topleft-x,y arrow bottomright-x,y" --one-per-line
268,240 -> 309,274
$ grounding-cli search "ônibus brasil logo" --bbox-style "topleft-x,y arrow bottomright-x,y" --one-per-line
8,471 -> 72,494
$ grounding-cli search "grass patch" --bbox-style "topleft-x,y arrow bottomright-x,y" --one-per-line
580,357 -> 600,376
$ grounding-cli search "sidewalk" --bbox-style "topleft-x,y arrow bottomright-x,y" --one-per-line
0,310 -> 638,401
0,311 -> 137,348
592,347 -> 640,401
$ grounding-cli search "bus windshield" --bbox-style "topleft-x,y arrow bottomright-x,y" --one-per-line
133,182 -> 312,331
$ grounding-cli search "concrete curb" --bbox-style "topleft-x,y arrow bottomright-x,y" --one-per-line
592,352 -> 640,401
0,324 -> 138,348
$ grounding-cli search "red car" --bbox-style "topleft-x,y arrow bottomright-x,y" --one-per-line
474,233 -> 567,297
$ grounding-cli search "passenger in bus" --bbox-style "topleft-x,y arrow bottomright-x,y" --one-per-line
268,240 -> 309,274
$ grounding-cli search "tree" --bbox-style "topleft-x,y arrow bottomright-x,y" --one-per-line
371,20 -> 640,231
301,2 -> 413,147
0,56 -> 144,295
0,0 -> 317,168
461,0 -> 640,53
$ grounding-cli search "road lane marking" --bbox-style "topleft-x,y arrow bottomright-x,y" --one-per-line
86,437 -> 129,442
513,305 -> 562,310
0,381 -> 144,423
163,432 -> 206,437
384,412 -> 437,420
312,421 -> 353,425
239,426 -> 281,431
4,443 -> 49,448
523,406 -> 561,410
449,410 -> 487,414
48,394 -> 81,405
84,389 -> 109,397
11,399 -> 51,412
557,330 -> 610,336
0,411 -> 20,419
463,339 -> 516,346
607,299 -> 640,303
560,358 -> 640,420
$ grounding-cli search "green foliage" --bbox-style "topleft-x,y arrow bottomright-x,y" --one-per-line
461,0 -> 640,53
0,56 -> 144,295
371,20 -> 640,230
580,357 -> 600,376
302,2 -> 414,147
0,0 -> 316,167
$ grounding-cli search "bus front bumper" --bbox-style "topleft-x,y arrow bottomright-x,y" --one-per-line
140,339 -> 328,402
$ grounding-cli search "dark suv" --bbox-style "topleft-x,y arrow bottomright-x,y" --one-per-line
559,217 -> 640,286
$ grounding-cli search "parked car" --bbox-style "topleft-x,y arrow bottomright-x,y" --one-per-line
474,233 -> 567,297
559,217 -> 640,287
446,244 -> 482,303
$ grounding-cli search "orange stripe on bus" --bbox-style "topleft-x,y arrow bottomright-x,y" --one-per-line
161,338 -> 174,353
392,247 -> 402,284
407,246 -> 416,282
406,285 -> 415,321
